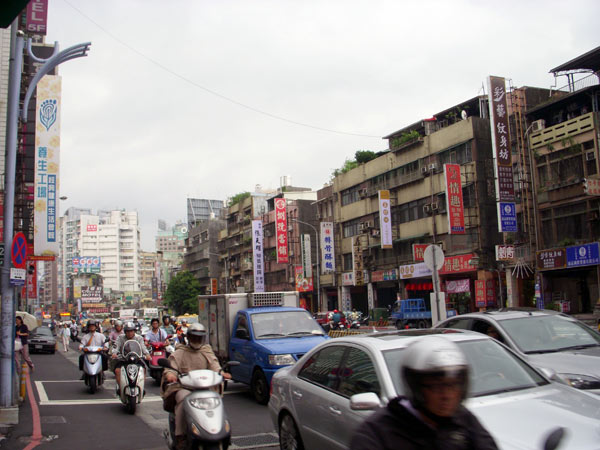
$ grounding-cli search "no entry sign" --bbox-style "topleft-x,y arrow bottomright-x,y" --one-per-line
11,232 -> 27,269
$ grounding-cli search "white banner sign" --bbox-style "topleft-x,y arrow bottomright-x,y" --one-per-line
378,190 -> 393,248
34,75 -> 61,256
320,222 -> 335,273
399,262 -> 433,279
252,220 -> 265,292
301,234 -> 312,278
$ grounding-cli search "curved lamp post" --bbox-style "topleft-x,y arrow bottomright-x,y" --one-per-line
1,29 -> 90,407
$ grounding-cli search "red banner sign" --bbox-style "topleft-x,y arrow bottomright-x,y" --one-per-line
413,244 -> 428,262
444,164 -> 465,234
439,254 -> 475,275
295,266 -> 313,292
275,198 -> 288,263
486,280 -> 497,306
87,224 -> 97,232
475,280 -> 486,307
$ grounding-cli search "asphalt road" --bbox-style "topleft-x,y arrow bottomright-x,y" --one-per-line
3,338 -> 279,449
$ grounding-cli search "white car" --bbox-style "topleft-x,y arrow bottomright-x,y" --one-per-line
268,329 -> 600,450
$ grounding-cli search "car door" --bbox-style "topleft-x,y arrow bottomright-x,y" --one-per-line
293,344 -> 347,450
229,313 -> 254,384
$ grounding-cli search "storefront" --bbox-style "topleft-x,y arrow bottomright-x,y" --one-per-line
537,242 -> 600,314
399,262 -> 434,301
439,253 -> 478,313
370,269 -> 399,310
340,272 -> 368,314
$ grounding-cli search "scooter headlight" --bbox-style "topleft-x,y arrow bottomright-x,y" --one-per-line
127,365 -> 139,380
87,354 -> 100,364
189,397 -> 221,410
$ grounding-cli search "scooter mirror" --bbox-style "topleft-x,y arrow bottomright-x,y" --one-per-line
157,358 -> 171,369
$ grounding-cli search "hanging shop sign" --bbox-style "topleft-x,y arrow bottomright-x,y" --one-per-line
439,254 -> 476,275
352,236 -> 364,286
495,244 -> 515,261
475,280 -> 486,307
378,190 -> 393,248
498,202 -> 518,233
444,164 -> 465,234
536,248 -> 566,270
342,272 -> 354,286
301,234 -> 312,278
566,242 -> 600,268
320,222 -> 335,273
295,266 -> 313,292
275,198 -> 288,264
445,279 -> 470,294
412,244 -> 428,262
252,220 -> 265,293
399,263 -> 432,279
370,269 -> 398,282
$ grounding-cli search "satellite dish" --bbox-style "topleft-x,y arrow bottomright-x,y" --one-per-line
461,110 -> 468,120
180,226 -> 188,234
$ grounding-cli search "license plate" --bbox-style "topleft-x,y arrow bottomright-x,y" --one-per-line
35,345 -> 42,349
154,352 -> 163,356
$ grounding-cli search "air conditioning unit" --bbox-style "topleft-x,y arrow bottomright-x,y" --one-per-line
429,163 -> 437,172
423,204 -> 432,214
316,212 -> 321,220
431,202 -> 439,212
359,188 -> 368,197
371,228 -> 380,237
421,166 -> 430,176
436,241 -> 446,251
586,152 -> 596,161
531,119 -> 546,132
264,229 -> 272,237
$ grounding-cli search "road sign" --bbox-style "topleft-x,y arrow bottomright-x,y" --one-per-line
423,245 -> 445,271
11,232 -> 27,269
10,268 -> 26,285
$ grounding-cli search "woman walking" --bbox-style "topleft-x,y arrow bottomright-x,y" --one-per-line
15,316 -> 34,372
60,323 -> 71,351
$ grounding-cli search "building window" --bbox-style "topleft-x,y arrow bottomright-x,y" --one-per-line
341,187 -> 361,206
343,219 -> 361,238
343,253 -> 353,271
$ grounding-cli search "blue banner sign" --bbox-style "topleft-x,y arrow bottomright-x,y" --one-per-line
498,202 -> 517,232
566,243 -> 600,268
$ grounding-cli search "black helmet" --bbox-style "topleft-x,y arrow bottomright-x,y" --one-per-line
123,321 -> 136,332
401,336 -> 469,410
87,320 -> 98,328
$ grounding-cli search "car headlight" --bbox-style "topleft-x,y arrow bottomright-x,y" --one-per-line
557,373 -> 600,390
269,354 -> 295,366
189,397 -> 221,410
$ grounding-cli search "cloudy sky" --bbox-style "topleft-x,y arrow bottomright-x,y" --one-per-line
45,0 -> 599,250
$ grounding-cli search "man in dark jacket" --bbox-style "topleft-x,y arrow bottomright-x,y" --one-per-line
350,336 -> 498,450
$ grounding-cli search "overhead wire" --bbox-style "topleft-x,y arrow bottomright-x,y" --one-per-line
61,0 -> 382,139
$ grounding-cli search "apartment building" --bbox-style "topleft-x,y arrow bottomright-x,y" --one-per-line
140,251 -> 158,299
184,218 -> 225,294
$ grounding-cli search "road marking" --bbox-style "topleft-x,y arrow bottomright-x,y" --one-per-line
34,381 -> 49,403
24,371 -> 42,450
39,396 -> 163,406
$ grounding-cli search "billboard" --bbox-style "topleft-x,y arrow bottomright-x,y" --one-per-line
26,0 -> 48,35
275,198 -> 288,263
72,256 -> 101,273
34,75 -> 61,257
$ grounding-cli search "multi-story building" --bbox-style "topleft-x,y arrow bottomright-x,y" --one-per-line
155,220 -> 188,287
187,198 -> 224,227
139,251 -> 158,299
524,47 -> 600,314
184,217 -> 225,294
316,184 -> 338,310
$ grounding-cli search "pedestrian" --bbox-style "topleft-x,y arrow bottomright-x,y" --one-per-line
61,323 -> 71,351
15,316 -> 34,372
349,336 -> 498,450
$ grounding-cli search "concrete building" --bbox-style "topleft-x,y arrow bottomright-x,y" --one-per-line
187,198 -> 224,227
184,218 -> 225,294
155,220 -> 188,288
140,251 -> 158,299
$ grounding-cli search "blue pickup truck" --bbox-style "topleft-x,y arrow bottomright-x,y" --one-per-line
390,298 -> 457,329
198,292 -> 328,404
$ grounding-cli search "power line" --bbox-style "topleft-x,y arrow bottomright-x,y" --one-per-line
61,0 -> 382,139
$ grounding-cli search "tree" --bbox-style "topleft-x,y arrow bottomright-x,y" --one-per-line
228,191 -> 250,207
354,150 -> 377,164
163,271 -> 203,315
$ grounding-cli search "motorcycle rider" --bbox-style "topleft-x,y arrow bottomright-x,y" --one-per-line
112,321 -> 151,393
145,318 -> 168,344
109,320 -> 124,342
161,315 -> 176,336
349,336 -> 498,449
78,320 -> 107,375
161,323 -> 231,450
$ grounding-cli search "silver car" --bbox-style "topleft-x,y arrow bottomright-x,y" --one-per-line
435,309 -> 600,394
268,329 -> 600,450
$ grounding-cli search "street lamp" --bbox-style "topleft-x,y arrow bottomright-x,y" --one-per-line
289,219 -> 320,311
0,27 -> 90,407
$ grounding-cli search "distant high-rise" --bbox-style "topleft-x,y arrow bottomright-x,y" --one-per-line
187,198 -> 224,226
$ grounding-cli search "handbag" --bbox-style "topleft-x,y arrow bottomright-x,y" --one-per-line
14,338 -> 23,352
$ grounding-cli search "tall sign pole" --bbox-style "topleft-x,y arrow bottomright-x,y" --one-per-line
424,244 -> 445,326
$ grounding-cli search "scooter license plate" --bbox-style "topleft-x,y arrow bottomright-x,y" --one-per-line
154,352 -> 163,356
35,345 -> 42,349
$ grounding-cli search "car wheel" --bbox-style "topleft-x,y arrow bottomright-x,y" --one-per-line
279,413 -> 304,450
251,370 -> 269,405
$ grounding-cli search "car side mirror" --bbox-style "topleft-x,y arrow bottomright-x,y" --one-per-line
538,367 -> 561,382
235,329 -> 249,340
350,392 -> 380,411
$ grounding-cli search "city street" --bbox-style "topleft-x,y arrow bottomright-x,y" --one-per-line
3,339 -> 279,450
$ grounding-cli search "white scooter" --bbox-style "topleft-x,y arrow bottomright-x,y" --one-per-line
82,345 -> 105,394
159,359 -> 239,450
116,339 -> 146,414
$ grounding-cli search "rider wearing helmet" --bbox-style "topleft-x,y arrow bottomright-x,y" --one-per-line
112,321 -> 151,393
108,320 -> 124,342
350,336 -> 498,450
78,320 -> 107,374
161,322 -> 232,450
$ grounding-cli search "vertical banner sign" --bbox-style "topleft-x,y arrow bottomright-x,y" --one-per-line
34,75 -> 61,257
301,234 -> 312,278
26,0 -> 49,35
320,222 -> 335,274
210,278 -> 218,295
252,220 -> 265,293
352,236 -> 364,286
488,76 -> 517,232
475,280 -> 486,308
27,262 -> 38,300
444,164 -> 465,234
274,198 -> 288,263
378,190 -> 393,248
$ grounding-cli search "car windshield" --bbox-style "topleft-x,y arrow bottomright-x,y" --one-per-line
498,315 -> 600,354
383,339 -> 547,398
251,311 -> 324,339
33,327 -> 53,337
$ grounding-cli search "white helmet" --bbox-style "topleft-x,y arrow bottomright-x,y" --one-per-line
186,323 -> 207,344
401,336 -> 469,409
123,321 -> 136,332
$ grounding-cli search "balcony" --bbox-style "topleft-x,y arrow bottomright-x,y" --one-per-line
530,112 -> 594,150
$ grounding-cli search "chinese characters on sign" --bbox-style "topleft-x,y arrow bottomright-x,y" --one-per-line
352,236 -> 364,286
486,280 -> 497,306
444,164 -> 465,234
252,220 -> 265,292
72,257 -> 101,274
584,178 -> 600,196
536,248 -> 566,270
378,190 -> 393,248
274,198 -> 288,264
34,75 -> 61,257
566,243 -> 600,268
498,202 -> 518,233
301,234 -> 312,278
475,280 -> 486,307
295,266 -> 313,292
370,269 -> 398,282
438,254 -> 475,275
320,222 -> 335,274
495,244 -> 515,261
86,224 -> 97,232
412,244 -> 428,262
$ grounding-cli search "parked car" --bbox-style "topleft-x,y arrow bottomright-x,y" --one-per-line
435,308 -> 600,394
28,327 -> 56,354
269,329 -> 600,450
41,318 -> 55,335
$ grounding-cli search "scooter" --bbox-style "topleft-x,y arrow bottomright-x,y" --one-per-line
71,327 -> 79,342
117,339 -> 146,414
159,359 -> 239,450
82,345 -> 105,394
148,339 -> 174,385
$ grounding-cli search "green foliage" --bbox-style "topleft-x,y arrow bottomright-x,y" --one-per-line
228,192 -> 250,207
354,150 -> 377,164
391,130 -> 421,148
331,158 -> 359,180
163,271 -> 203,315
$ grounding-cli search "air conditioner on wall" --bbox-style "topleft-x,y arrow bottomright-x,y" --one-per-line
421,166 -> 430,176
429,163 -> 437,172
359,188 -> 368,197
423,204 -> 432,214
431,202 -> 439,211
371,228 -> 380,237
586,152 -> 596,161
531,119 -> 546,132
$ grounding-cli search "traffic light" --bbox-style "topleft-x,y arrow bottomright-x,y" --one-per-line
27,264 -> 35,275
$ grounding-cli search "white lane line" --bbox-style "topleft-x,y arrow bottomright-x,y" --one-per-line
34,381 -> 49,403
39,396 -> 163,406
36,380 -> 81,383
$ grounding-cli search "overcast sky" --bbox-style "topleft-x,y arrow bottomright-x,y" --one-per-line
45,0 -> 599,251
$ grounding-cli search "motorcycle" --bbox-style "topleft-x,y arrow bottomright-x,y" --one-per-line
148,339 -> 174,385
71,327 -> 79,343
116,339 -> 147,414
82,345 -> 105,394
159,359 -> 239,450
